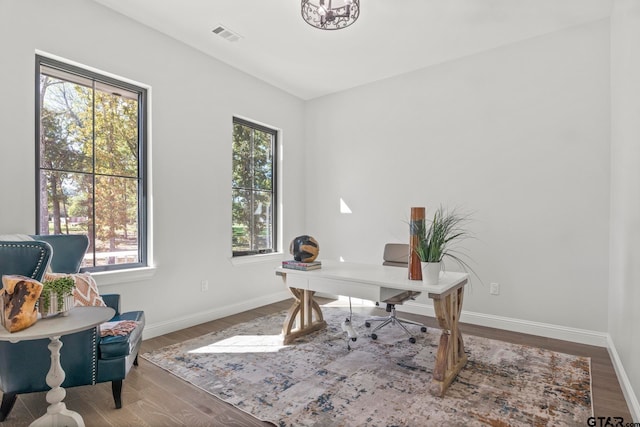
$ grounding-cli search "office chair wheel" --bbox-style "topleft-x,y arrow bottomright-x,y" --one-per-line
409,337 -> 416,344
371,333 -> 378,340
421,327 -> 427,332
365,322 -> 371,328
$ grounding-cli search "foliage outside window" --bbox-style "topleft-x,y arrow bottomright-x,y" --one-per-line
232,118 -> 277,256
36,56 -> 147,271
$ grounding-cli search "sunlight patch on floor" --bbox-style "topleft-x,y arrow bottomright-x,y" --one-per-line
188,335 -> 288,354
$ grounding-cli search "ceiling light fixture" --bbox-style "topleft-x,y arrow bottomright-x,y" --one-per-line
301,0 -> 360,30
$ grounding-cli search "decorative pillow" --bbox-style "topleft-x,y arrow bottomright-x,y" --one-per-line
43,272 -> 106,307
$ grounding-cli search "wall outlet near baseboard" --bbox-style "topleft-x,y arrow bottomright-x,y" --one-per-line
490,282 -> 500,295
201,280 -> 209,292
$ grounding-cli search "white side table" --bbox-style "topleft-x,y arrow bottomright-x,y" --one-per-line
0,306 -> 115,427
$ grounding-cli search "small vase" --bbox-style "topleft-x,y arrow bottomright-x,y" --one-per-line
421,262 -> 441,286
39,293 -> 74,318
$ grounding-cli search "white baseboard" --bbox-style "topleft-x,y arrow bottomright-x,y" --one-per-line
606,335 -> 640,422
143,294 -> 606,347
141,290 -> 291,340
395,301 -> 609,347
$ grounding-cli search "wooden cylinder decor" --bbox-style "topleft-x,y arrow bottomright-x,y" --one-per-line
409,206 -> 425,280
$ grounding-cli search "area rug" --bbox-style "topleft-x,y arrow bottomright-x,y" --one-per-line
141,307 -> 593,426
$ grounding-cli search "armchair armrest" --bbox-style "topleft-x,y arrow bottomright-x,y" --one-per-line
101,294 -> 121,316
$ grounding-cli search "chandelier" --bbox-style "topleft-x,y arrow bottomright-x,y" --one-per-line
301,0 -> 360,30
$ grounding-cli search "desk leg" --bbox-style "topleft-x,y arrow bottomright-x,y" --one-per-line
282,288 -> 327,344
30,336 -> 85,427
431,286 -> 467,397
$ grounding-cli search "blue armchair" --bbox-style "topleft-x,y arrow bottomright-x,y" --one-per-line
0,235 -> 145,421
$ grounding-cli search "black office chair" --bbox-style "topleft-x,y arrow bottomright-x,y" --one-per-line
364,243 -> 427,343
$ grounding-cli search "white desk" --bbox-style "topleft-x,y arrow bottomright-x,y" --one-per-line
0,306 -> 115,427
276,260 -> 468,396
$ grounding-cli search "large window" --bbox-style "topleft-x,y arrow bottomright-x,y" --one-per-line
36,56 -> 147,271
232,118 -> 277,256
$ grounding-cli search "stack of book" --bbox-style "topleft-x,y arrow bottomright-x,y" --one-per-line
282,260 -> 322,271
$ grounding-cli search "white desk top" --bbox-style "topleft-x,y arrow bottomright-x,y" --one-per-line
0,306 -> 115,343
276,260 -> 468,296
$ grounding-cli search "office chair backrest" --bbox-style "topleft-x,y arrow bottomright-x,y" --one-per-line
383,243 -> 410,267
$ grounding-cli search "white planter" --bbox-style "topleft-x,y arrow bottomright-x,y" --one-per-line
39,293 -> 74,318
421,262 -> 441,286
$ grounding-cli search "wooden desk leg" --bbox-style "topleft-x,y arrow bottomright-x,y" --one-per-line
431,286 -> 467,397
282,287 -> 327,344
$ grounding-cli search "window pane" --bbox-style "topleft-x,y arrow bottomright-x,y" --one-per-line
252,192 -> 273,251
94,175 -> 139,266
253,130 -> 273,191
40,75 -> 93,173
39,170 -> 93,236
232,124 -> 252,189
94,90 -> 139,177
232,189 -> 251,252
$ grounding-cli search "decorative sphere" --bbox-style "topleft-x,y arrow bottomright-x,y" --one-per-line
289,235 -> 319,262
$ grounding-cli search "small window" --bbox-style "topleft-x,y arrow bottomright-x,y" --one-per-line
36,55 -> 148,272
232,118 -> 277,256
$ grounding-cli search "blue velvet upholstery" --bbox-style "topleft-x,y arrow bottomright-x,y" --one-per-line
0,235 -> 145,421
29,234 -> 89,274
0,241 -> 52,280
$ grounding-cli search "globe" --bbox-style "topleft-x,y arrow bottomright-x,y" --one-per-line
289,235 -> 319,262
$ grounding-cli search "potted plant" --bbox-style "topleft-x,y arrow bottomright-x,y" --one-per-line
39,276 -> 75,317
413,206 -> 474,285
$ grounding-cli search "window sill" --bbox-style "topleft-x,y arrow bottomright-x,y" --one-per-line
92,266 -> 157,287
230,252 -> 284,266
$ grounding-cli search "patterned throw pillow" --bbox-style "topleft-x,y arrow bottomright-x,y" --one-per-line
99,320 -> 139,337
44,272 -> 106,307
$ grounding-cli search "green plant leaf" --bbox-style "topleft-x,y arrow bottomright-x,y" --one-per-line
40,277 -> 75,312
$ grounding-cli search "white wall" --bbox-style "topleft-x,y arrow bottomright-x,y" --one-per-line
1,0 -> 636,415
610,0 -> 640,420
0,0 -> 305,335
304,20 -> 611,333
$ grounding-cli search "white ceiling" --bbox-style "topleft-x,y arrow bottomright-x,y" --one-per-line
93,0 -> 612,100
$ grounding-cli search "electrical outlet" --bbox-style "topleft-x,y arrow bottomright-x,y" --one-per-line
201,280 -> 209,292
490,282 -> 500,295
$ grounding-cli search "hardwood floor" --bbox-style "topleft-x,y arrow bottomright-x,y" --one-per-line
2,299 -> 633,426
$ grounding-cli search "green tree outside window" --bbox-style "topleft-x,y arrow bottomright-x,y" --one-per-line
36,57 -> 147,271
232,118 -> 277,256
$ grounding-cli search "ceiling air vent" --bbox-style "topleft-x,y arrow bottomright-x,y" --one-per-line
212,25 -> 242,42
